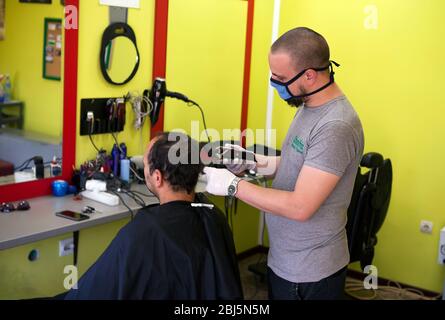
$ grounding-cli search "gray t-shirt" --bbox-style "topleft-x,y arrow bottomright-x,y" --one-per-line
267,95 -> 364,283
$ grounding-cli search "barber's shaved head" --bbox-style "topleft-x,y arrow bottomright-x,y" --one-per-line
271,27 -> 330,72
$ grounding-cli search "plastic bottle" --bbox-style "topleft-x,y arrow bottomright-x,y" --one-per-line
3,75 -> 11,102
111,144 -> 120,177
118,143 -> 128,181
50,156 -> 62,177
119,143 -> 127,160
0,76 -> 4,103
120,159 -> 130,182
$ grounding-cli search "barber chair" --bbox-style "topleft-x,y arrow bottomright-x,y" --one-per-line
346,152 -> 392,269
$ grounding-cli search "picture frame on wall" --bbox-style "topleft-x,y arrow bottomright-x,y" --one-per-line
43,18 -> 62,80
0,0 -> 5,41
19,0 -> 52,4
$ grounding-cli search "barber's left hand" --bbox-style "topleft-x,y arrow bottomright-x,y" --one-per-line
203,167 -> 237,196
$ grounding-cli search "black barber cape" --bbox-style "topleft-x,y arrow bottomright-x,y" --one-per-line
63,194 -> 243,300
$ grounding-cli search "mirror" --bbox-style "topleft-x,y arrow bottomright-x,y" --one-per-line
105,36 -> 139,84
100,22 -> 140,85
0,0 -> 63,187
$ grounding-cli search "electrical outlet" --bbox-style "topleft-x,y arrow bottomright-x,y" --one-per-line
59,238 -> 74,257
420,220 -> 433,234
439,226 -> 445,265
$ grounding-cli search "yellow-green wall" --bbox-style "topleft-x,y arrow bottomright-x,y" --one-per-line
0,219 -> 128,299
75,0 -> 155,164
0,0 -> 63,137
252,0 -> 445,293
246,0 -> 274,147
164,0 -> 246,141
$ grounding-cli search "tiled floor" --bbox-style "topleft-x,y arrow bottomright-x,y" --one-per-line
238,254 -> 357,300
238,253 -> 269,300
238,253 -> 357,300
239,256 -> 440,301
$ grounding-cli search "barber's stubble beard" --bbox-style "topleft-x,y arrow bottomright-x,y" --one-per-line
286,85 -> 307,108
287,97 -> 305,108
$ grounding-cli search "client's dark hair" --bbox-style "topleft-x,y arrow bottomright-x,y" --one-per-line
147,132 -> 204,194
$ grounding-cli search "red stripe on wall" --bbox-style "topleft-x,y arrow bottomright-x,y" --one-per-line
62,0 -> 79,185
150,0 -> 169,138
0,0 -> 79,202
241,0 -> 255,147
148,0 -> 254,143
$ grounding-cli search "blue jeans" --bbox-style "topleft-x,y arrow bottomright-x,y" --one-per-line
267,266 -> 347,300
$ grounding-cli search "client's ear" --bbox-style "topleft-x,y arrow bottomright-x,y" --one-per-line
153,169 -> 164,188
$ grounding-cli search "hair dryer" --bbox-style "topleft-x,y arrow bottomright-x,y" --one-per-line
144,78 -> 194,126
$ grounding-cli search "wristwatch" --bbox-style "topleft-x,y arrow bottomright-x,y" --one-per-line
228,177 -> 242,197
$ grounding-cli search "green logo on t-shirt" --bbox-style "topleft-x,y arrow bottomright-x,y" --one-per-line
291,136 -> 304,154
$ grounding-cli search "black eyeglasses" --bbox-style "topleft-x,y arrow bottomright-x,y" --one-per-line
0,201 -> 30,213
0,203 -> 15,213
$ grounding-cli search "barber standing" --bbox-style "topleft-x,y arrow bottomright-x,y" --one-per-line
204,27 -> 364,300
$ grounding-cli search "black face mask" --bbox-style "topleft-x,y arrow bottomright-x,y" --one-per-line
270,60 -> 340,108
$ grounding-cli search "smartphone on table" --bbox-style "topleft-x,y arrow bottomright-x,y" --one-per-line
55,210 -> 90,221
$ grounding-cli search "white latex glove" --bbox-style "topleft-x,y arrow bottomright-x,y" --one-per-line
220,143 -> 257,175
203,167 -> 237,196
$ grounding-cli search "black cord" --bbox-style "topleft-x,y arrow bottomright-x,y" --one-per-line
110,190 -> 134,220
188,101 -> 210,143
111,131 -> 127,156
127,191 -> 152,204
224,197 -> 229,226
14,157 -> 34,172
121,189 -> 146,207
131,193 -> 146,207
18,159 -> 60,172
129,165 -> 145,182
20,162 -> 53,171
231,198 -> 235,236
111,131 -> 120,148
112,131 -> 147,184
87,117 -> 101,153
16,159 -> 32,170
88,133 -> 100,153
230,203 -> 233,234
225,196 -> 236,235
111,132 -> 138,184
130,190 -> 156,198
109,111 -> 122,152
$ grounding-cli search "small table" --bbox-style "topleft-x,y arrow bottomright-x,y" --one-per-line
0,101 -> 24,129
